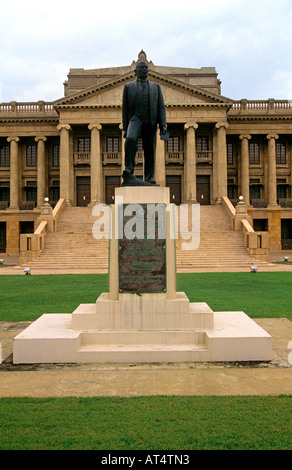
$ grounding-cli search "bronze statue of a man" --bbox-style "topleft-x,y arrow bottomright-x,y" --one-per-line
122,61 -> 168,186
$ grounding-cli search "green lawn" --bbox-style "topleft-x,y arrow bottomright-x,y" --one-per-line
0,273 -> 291,451
0,272 -> 291,321
0,396 -> 291,450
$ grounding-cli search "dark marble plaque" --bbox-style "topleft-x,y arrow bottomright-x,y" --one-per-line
118,204 -> 166,293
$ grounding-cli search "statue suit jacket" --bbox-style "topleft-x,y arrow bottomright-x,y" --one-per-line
122,79 -> 166,133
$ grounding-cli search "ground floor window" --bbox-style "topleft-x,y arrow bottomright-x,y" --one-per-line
26,187 -> 37,201
281,219 -> 292,250
227,184 -> 237,200
52,186 -> 60,202
250,185 -> 261,200
0,184 -> 9,202
253,219 -> 268,231
19,221 -> 35,234
277,185 -> 287,200
0,222 -> 6,252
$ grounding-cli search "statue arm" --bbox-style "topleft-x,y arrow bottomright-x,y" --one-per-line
122,85 -> 130,136
157,85 -> 167,133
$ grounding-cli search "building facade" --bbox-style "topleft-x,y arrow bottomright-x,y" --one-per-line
0,51 -> 292,256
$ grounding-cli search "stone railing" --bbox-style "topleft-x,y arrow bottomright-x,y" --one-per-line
51,198 -> 66,231
0,201 -> 9,210
19,198 -> 65,265
241,219 -> 269,259
222,196 -> 269,260
103,152 -> 122,165
196,151 -> 213,163
278,198 -> 292,208
166,151 -> 184,164
74,152 -> 90,164
222,196 -> 236,229
19,220 -> 47,264
230,99 -> 292,113
0,101 -> 57,114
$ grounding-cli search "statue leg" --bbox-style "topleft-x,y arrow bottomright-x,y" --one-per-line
124,117 -> 142,176
142,126 -> 157,183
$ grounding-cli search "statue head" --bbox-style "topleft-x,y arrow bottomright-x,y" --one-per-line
135,61 -> 149,80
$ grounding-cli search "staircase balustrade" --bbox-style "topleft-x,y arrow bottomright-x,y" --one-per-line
19,198 -> 66,264
19,220 -> 47,264
222,196 -> 269,260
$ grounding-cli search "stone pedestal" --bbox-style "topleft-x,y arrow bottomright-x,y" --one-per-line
13,186 -> 272,364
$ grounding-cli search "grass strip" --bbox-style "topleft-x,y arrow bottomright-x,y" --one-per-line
0,272 -> 291,321
0,396 -> 291,450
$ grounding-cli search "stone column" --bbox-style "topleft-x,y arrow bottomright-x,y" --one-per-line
155,130 -> 166,187
267,134 -> 279,207
184,122 -> 198,203
57,124 -> 71,205
215,122 -> 229,203
88,123 -> 102,205
239,134 -> 251,204
35,136 -> 47,208
7,136 -> 20,210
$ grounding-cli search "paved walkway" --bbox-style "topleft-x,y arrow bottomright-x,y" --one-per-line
0,318 -> 291,397
1,264 -> 292,275
1,252 -> 292,274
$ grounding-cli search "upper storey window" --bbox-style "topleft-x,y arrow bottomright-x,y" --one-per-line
106,137 -> 119,153
26,145 -> 37,167
276,142 -> 286,165
78,137 -> 90,153
196,136 -> 209,152
249,142 -> 260,165
168,136 -> 180,152
53,145 -> 60,167
227,143 -> 234,165
0,145 -> 10,167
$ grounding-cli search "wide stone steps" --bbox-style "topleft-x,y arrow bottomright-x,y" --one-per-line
76,343 -> 210,363
77,324 -> 209,361
26,204 -> 269,271
80,329 -> 206,345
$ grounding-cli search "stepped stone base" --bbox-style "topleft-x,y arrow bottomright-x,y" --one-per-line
13,292 -> 272,364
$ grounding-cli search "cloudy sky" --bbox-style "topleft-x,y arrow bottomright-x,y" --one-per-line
1,0 -> 292,103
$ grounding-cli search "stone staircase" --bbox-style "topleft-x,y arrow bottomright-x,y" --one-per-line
176,205 -> 268,271
27,206 -> 109,271
27,204 -> 269,272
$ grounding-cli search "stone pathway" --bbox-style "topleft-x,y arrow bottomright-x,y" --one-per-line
0,319 -> 291,397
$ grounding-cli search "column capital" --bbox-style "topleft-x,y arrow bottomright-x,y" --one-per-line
215,121 -> 229,130
57,124 -> 71,131
7,136 -> 20,143
239,134 -> 252,140
184,121 -> 198,130
266,134 -> 279,140
88,123 -> 102,131
34,136 -> 47,142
